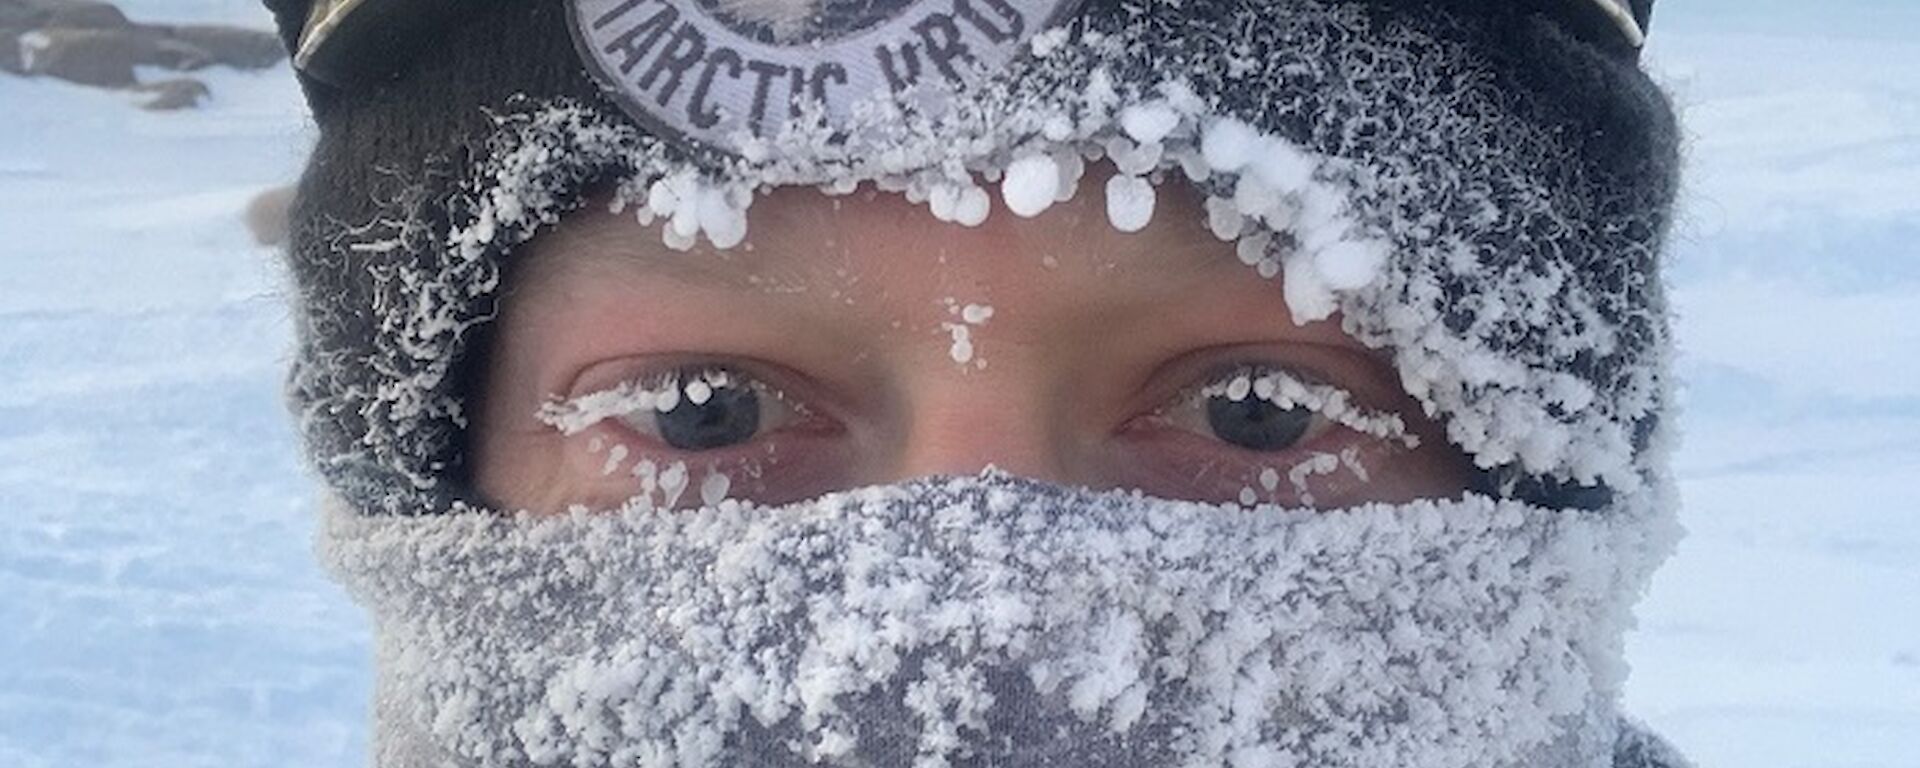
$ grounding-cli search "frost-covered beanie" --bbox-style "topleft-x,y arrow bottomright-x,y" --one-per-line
262,0 -> 1679,516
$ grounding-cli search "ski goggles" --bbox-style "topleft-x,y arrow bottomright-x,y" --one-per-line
289,0 -> 1652,89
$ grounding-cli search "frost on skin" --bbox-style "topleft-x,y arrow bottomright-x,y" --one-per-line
1284,451 -> 1342,507
600,444 -> 628,477
300,0 -> 1671,515
320,473 -> 1679,768
939,299 -> 994,368
942,323 -> 976,365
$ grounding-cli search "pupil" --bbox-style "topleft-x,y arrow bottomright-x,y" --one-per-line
656,383 -> 761,451
1205,394 -> 1311,451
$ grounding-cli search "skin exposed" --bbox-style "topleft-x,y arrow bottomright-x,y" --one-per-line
471,171 -> 1475,514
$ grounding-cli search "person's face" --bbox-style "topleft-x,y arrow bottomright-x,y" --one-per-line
472,172 -> 1474,514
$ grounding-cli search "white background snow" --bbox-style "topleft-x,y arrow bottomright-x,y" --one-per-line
1,0 -> 1914,765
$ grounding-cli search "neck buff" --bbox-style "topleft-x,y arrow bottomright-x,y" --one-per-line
319,473 -> 1679,768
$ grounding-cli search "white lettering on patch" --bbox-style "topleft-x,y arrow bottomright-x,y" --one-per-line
569,0 -> 1080,151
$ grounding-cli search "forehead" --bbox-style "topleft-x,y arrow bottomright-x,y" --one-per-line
516,174 -> 1248,303
495,174 -> 1372,386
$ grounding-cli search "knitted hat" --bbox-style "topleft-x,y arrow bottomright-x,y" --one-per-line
261,0 -> 1679,516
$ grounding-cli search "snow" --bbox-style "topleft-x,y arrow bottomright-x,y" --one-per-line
601,444 -> 629,477
1,1 -> 1916,767
540,369 -> 746,436
685,379 -> 713,405
1284,452 -> 1343,507
1312,240 -> 1387,292
951,186 -> 991,228
1620,5 -> 1920,763
1200,116 -> 1260,173
0,3 -> 367,766
699,470 -> 731,508
1205,368 -> 1417,447
1102,173 -> 1155,233
940,300 -> 994,367
1118,102 -> 1180,146
941,322 -> 976,365
1000,154 -> 1061,218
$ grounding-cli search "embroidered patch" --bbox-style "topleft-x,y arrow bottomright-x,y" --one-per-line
569,0 -> 1082,152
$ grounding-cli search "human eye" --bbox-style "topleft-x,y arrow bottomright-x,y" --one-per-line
1160,366 -> 1331,453
537,362 -> 848,509
620,367 -> 797,451
1159,365 -> 1418,453
1118,361 -> 1422,508
541,365 -> 804,446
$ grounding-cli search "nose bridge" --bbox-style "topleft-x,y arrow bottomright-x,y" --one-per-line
833,203 -> 1089,487
883,367 -> 1073,485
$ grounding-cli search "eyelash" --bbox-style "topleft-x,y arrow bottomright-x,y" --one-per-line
1158,363 -> 1418,449
541,359 -> 1412,463
537,363 -> 803,437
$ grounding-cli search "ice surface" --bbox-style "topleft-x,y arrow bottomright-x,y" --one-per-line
1,1 -> 1916,767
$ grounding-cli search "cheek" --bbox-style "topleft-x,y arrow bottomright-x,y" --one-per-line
1318,407 -> 1477,505
1300,434 -> 1475,507
1105,425 -> 1469,508
473,425 -> 680,515
533,423 -> 858,512
468,346 -> 611,513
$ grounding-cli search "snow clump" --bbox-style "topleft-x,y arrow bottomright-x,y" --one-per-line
1001,154 -> 1062,217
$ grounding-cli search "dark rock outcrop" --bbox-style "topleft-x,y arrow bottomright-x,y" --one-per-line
2,0 -> 285,108
0,0 -> 130,30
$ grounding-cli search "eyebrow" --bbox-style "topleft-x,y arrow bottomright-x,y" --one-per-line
521,213 -> 781,294
523,192 -> 1253,298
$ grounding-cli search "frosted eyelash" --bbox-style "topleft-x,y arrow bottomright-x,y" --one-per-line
537,367 -> 789,436
1195,367 -> 1419,449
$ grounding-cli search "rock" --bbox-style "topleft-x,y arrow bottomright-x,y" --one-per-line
1,0 -> 287,109
136,76 -> 208,110
16,27 -> 132,85
17,26 -> 214,87
1,27 -> 26,74
0,0 -> 130,30
244,184 -> 296,247
158,24 -> 284,69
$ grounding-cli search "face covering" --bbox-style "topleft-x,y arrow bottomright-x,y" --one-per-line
320,472 -> 1677,768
